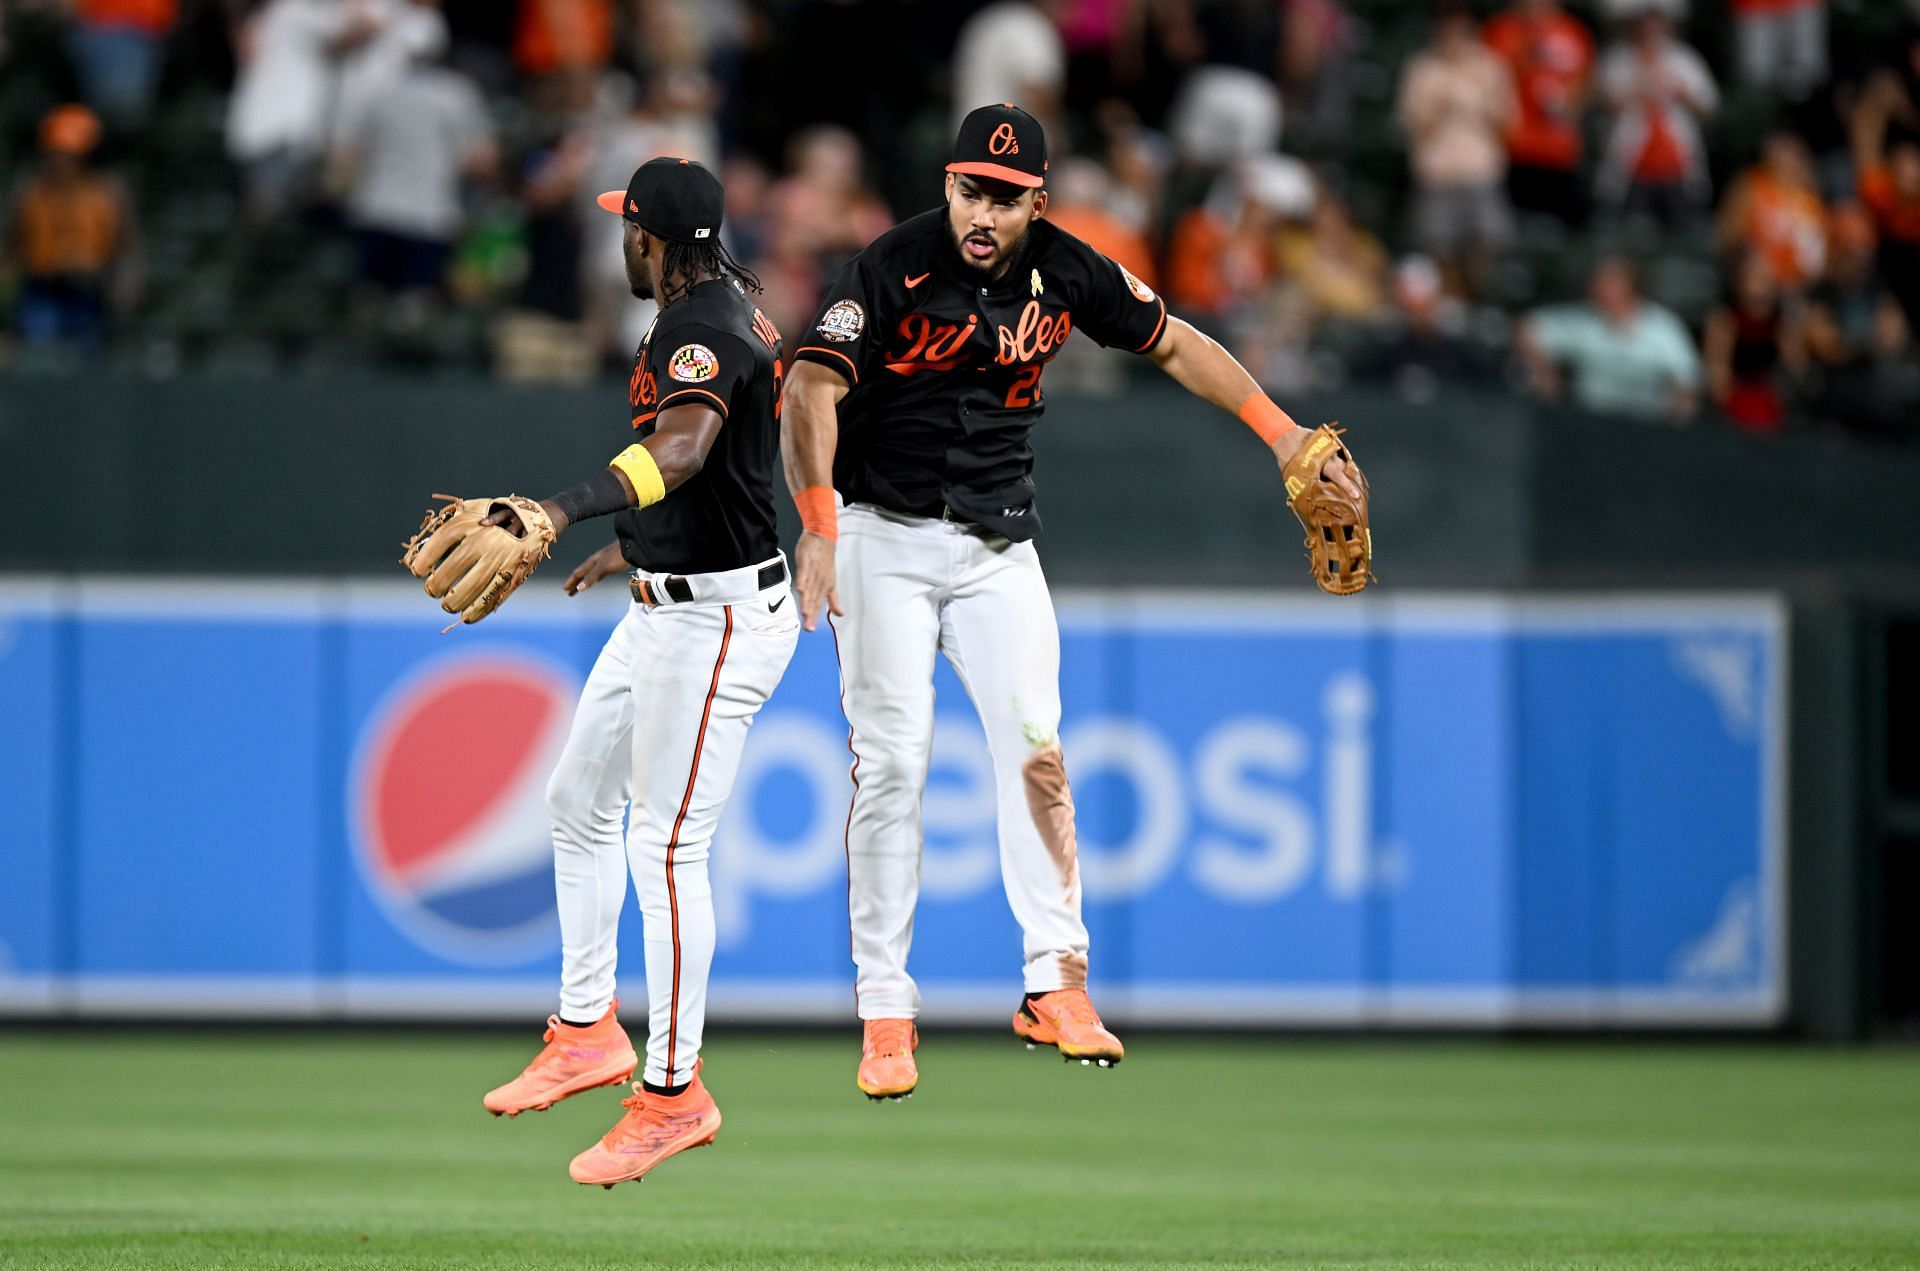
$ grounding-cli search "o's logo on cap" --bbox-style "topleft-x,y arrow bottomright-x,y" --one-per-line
989,123 -> 1020,156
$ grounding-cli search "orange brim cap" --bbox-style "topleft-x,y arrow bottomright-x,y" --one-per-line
597,189 -> 629,216
946,161 -> 1044,189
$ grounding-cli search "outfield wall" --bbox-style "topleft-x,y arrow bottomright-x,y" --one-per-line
0,581 -> 1785,1027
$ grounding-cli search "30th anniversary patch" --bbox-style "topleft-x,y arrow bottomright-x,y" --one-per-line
817,299 -> 865,343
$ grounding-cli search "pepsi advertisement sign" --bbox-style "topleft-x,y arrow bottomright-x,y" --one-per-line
0,582 -> 1785,1026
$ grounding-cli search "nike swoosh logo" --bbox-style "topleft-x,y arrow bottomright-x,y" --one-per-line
904,273 -> 930,289
768,595 -> 786,612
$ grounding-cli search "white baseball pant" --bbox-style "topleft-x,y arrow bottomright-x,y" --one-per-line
829,502 -> 1087,1020
545,555 -> 797,1086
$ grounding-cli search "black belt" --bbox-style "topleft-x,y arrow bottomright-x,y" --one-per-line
630,558 -> 786,606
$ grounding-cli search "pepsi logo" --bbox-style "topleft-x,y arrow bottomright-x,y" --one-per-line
352,653 -> 578,965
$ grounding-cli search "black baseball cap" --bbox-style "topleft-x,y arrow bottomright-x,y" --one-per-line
596,156 -> 724,243
947,104 -> 1047,190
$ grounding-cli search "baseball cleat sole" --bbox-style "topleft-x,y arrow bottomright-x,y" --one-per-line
595,1136 -> 717,1188
487,1065 -> 636,1117
591,1136 -> 714,1190
1021,1039 -> 1121,1068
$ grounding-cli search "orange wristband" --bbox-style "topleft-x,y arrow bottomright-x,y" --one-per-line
795,485 -> 838,540
1237,393 -> 1296,446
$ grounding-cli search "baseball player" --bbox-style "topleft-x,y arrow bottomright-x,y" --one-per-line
470,158 -> 796,1186
781,105 -> 1364,1100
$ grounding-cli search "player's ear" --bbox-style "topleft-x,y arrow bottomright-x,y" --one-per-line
944,173 -> 955,202
1030,189 -> 1048,220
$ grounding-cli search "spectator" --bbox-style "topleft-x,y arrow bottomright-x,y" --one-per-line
67,0 -> 177,128
1167,64 -> 1284,168
1396,0 -> 1516,298
228,0 -> 371,220
950,1 -> 1066,135
514,0 -> 615,78
336,48 -> 496,299
1045,158 -> 1159,290
1100,112 -> 1170,241
1595,9 -> 1719,228
1703,252 -> 1804,434
1058,0 -> 1126,111
1850,72 -> 1920,331
1731,0 -> 1827,100
1274,185 -> 1387,324
1517,255 -> 1703,423
5,105 -> 136,354
515,130 -> 592,322
1280,0 -> 1353,133
579,66 -> 721,355
1717,130 -> 1827,292
1804,203 -> 1918,436
1351,255 -> 1501,403
763,124 -> 892,333
1166,153 -> 1313,318
1482,0 -> 1594,225
332,0 -> 450,150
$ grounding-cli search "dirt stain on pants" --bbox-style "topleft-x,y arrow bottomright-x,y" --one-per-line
1023,743 -> 1087,990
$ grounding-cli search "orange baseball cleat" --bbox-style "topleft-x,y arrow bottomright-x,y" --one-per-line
1012,989 -> 1125,1067
569,1070 -> 722,1189
856,1018 -> 918,1101
483,1000 -> 638,1116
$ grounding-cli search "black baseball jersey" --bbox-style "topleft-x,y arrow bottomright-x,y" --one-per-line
616,277 -> 784,574
793,208 -> 1167,540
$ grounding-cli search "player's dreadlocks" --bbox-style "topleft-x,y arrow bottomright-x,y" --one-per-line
660,238 -> 763,304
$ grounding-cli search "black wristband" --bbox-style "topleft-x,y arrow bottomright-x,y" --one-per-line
547,469 -> 631,526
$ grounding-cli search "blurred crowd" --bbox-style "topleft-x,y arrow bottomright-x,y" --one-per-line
1,0 -> 1917,440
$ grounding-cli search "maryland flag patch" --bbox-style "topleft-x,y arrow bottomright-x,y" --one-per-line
669,343 -> 719,383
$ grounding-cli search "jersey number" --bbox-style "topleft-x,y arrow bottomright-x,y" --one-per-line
1004,366 -> 1042,409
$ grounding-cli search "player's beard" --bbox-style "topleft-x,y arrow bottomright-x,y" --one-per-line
950,218 -> 1030,279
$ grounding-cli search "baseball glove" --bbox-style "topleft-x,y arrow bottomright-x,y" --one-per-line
401,494 -> 557,628
1280,423 -> 1372,595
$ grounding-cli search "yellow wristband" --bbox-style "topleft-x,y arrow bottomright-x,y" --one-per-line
609,444 -> 667,508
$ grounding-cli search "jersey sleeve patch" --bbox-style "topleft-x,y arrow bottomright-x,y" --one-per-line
668,343 -> 720,383
1121,266 -> 1156,304
816,299 -> 866,342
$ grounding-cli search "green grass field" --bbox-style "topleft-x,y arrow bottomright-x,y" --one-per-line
2,1031 -> 1917,1269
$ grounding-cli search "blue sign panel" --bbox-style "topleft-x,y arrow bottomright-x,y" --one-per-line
0,583 -> 1785,1026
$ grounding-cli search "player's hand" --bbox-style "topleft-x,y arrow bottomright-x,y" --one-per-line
1271,426 -> 1362,502
565,542 -> 628,595
793,530 -> 843,633
484,499 -> 569,536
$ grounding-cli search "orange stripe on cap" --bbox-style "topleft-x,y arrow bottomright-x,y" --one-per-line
596,190 -> 627,216
947,161 -> 1044,189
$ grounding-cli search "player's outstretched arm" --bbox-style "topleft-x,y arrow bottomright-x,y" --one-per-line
1146,316 -> 1362,500
484,402 -> 728,538
781,359 -> 850,633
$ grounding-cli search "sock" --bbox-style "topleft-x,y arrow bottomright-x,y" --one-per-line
643,1080 -> 688,1098
558,1017 -> 599,1030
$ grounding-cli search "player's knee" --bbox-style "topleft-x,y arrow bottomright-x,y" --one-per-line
545,769 -> 596,844
855,746 -> 926,799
